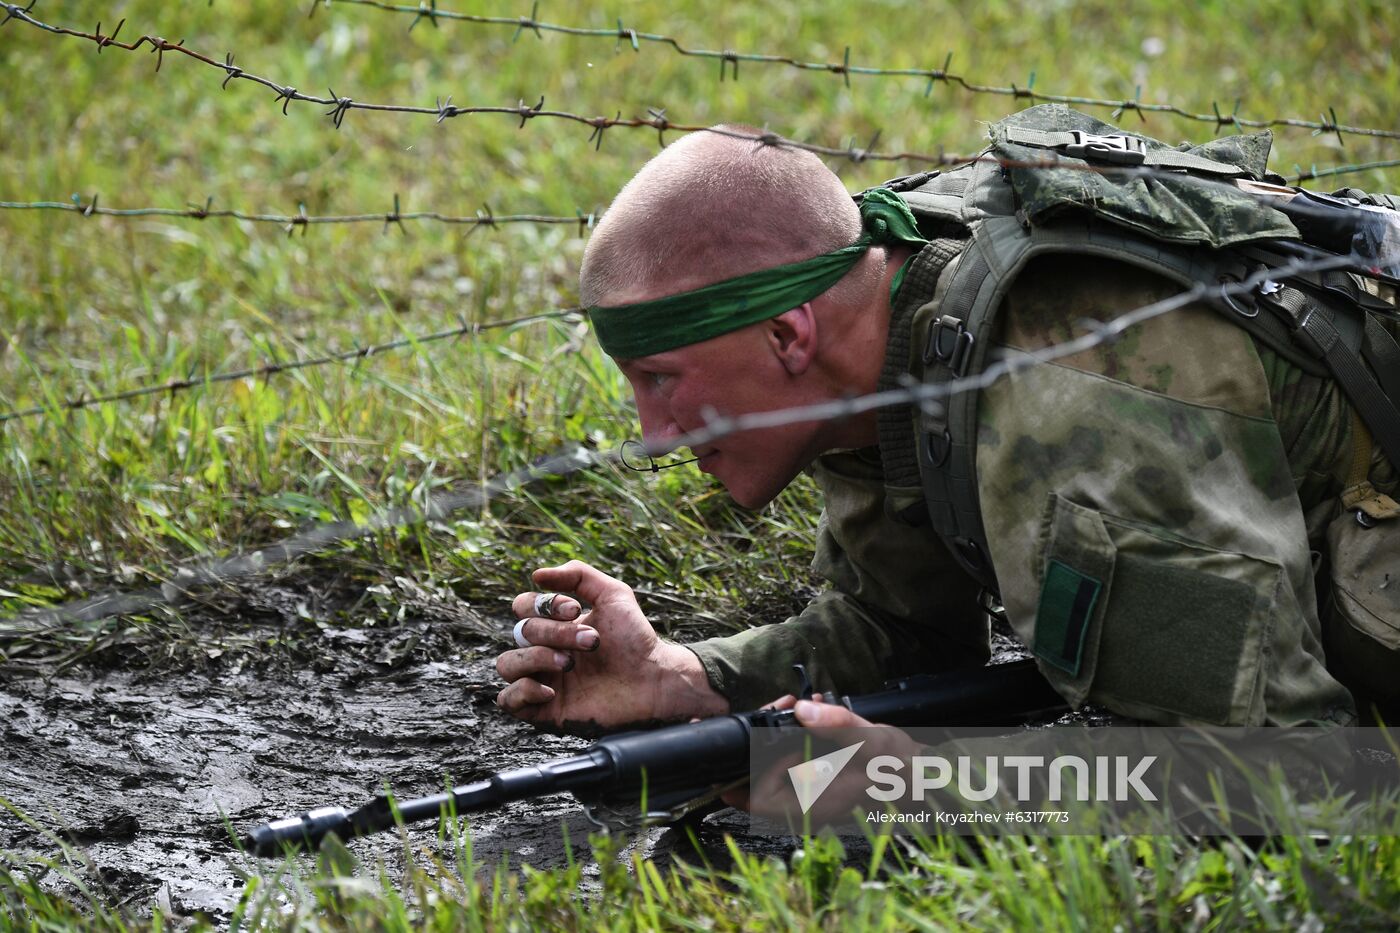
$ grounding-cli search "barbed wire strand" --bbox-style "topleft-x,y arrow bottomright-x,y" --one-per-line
0,197 -> 599,234
2,146 -> 1394,234
0,4 -> 1005,166
315,0 -> 1400,144
0,249 -> 1362,636
0,446 -> 603,636
3,151 -> 1393,427
1290,158 -> 1400,184
0,309 -> 583,425
7,5 -> 1397,173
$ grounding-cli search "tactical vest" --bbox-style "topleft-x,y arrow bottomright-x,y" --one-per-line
876,105 -> 1400,603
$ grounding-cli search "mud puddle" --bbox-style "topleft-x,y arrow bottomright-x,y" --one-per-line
0,576 -> 805,920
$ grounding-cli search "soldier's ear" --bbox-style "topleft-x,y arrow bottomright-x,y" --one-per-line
766,303 -> 817,375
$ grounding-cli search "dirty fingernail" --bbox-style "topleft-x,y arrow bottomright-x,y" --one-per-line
552,651 -> 572,670
576,628 -> 599,650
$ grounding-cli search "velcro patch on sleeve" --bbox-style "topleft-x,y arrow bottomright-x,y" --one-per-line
1033,559 -> 1102,676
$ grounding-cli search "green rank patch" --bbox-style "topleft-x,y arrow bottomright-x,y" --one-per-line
1034,559 -> 1102,676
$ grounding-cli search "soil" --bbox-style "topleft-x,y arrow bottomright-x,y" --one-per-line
0,573 -> 812,921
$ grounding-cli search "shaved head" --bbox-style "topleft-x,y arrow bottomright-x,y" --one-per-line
580,127 -> 862,308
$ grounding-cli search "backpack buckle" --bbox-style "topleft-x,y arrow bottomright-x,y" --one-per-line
1061,131 -> 1147,166
925,314 -> 975,375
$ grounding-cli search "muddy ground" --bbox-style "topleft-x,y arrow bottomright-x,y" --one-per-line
0,572 -> 821,920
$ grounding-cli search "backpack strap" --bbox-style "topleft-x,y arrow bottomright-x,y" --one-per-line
1003,127 -> 1249,176
1257,284 -> 1400,470
1363,313 -> 1400,405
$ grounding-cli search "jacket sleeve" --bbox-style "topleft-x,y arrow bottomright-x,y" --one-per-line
685,447 -> 988,712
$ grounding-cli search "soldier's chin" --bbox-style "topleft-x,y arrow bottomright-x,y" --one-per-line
720,474 -> 786,511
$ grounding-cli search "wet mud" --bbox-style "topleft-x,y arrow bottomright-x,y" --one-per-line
0,577 -> 805,920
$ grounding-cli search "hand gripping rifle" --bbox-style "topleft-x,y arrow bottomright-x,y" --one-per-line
247,659 -> 1066,856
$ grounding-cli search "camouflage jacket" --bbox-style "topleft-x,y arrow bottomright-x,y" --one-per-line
687,243 -> 1395,724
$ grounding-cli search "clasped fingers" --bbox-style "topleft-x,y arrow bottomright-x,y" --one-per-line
511,590 -> 583,623
496,645 -> 577,682
509,615 -> 600,652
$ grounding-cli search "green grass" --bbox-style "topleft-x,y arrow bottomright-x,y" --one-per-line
5,799 -> 1400,931
3,0 -> 1400,926
2,0 -> 1397,616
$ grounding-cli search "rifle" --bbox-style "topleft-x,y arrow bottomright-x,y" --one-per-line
246,659 -> 1067,856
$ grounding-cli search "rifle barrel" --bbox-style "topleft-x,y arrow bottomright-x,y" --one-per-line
246,659 -> 1066,855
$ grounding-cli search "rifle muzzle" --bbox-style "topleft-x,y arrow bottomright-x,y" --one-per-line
246,806 -> 351,857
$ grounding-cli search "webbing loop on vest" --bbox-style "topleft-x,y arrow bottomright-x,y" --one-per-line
1259,285 -> 1400,471
924,315 -> 975,375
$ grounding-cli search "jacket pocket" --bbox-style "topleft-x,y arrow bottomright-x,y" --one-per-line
1325,511 -> 1400,707
1031,493 -> 1281,724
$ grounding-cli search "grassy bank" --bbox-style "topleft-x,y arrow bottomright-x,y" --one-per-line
3,0 -> 1400,927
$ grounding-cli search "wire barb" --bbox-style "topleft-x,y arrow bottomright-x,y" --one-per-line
325,87 -> 354,128
719,49 -> 738,82
587,111 -> 621,150
383,193 -> 406,235
274,84 -> 298,116
0,1 -> 37,28
409,0 -> 438,31
616,18 -> 638,53
515,95 -> 544,128
513,1 -> 541,42
220,52 -> 242,89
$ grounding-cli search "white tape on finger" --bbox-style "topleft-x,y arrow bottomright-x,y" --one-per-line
513,617 -> 534,649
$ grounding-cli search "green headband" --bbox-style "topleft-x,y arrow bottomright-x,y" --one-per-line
589,187 -> 928,358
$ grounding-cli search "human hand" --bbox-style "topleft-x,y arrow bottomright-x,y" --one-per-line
724,695 -> 924,825
494,560 -> 728,734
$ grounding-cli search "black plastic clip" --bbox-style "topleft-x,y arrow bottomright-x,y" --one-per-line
925,314 -> 975,375
1061,131 -> 1147,166
792,664 -> 815,701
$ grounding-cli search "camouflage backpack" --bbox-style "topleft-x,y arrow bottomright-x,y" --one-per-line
876,104 -> 1400,708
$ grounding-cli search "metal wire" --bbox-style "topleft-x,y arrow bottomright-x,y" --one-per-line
2,149 -> 1392,239
0,446 -> 605,636
0,197 -> 599,235
0,3 -> 964,166
0,309 -> 583,425
8,4 -> 1395,172
317,0 -> 1400,144
1290,159 -> 1400,183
